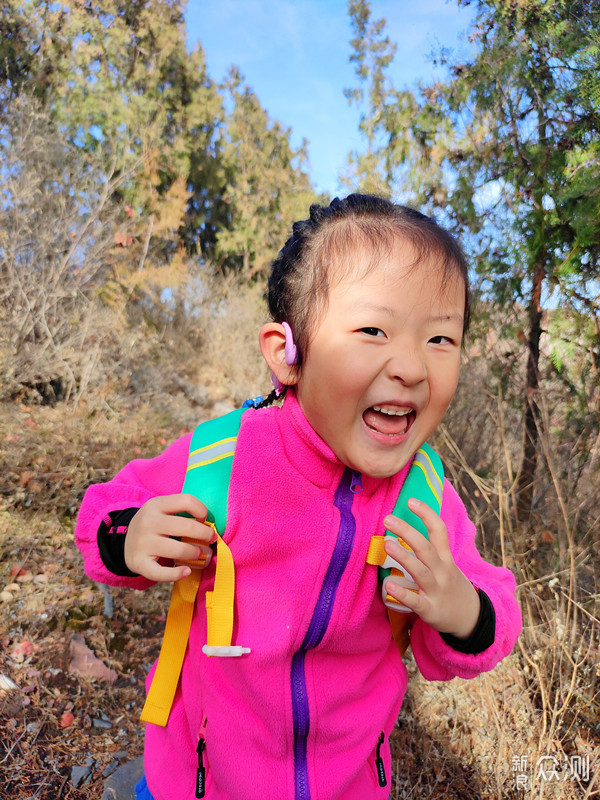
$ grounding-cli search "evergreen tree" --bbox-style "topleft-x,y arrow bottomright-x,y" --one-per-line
215,69 -> 315,279
1,1 -> 316,280
345,0 -> 600,521
343,0 -> 397,194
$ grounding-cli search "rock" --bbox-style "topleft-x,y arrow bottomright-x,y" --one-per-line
101,756 -> 144,800
102,759 -> 120,778
71,759 -> 94,789
93,714 -> 113,729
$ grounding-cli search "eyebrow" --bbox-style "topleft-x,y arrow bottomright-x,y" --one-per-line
351,302 -> 464,325
350,302 -> 396,317
429,313 -> 465,324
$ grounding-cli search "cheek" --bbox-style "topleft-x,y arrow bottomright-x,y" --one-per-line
309,346 -> 356,391
440,369 -> 460,406
430,363 -> 460,408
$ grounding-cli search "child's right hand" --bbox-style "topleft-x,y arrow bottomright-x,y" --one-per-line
124,494 -> 217,582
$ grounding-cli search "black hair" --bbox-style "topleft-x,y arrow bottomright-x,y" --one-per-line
260,193 -> 471,405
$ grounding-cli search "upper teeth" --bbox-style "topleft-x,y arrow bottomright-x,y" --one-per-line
373,406 -> 411,416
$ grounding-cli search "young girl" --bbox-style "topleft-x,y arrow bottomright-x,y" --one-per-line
75,194 -> 521,800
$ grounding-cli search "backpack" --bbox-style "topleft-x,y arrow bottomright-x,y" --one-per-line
140,407 -> 443,727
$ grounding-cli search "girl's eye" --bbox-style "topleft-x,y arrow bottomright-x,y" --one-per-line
429,335 -> 455,345
359,327 -> 385,337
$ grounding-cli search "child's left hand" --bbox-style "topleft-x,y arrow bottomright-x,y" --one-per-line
383,498 -> 480,640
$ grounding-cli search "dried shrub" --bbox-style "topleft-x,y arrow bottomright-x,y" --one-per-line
0,97 -> 132,403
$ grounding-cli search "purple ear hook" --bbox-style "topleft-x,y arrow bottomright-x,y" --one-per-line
282,322 -> 298,366
271,322 -> 298,396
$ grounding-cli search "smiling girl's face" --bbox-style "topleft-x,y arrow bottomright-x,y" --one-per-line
293,236 -> 465,478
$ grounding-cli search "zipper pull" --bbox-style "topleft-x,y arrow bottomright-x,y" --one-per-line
375,731 -> 387,787
350,470 -> 363,494
196,717 -> 207,798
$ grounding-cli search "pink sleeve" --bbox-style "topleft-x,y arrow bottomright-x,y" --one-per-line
410,480 -> 522,681
74,433 -> 193,589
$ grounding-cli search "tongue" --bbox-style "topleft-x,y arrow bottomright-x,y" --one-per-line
363,409 -> 410,436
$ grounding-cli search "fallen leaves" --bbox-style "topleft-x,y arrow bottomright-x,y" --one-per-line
0,582 -> 19,602
9,639 -> 33,663
9,565 -> 27,577
1,570 -> 54,602
68,634 -> 118,684
60,710 -> 75,728
0,404 -> 185,797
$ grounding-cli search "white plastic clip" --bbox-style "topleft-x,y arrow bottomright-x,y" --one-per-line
202,645 -> 251,657
381,535 -> 418,612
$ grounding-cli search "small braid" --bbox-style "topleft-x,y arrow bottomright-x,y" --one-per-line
252,389 -> 280,409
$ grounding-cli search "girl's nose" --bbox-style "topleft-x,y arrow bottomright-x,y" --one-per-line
388,348 -> 427,385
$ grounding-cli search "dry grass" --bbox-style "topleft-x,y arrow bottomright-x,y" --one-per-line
428,344 -> 600,799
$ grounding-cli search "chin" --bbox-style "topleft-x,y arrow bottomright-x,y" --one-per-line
364,467 -> 401,480
355,458 -> 408,480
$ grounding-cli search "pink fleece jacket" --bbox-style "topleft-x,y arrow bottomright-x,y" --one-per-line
75,393 -> 521,800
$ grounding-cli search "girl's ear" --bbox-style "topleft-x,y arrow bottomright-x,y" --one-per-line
259,323 -> 300,387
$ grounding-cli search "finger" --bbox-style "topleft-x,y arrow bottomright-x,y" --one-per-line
406,498 -> 450,551
153,493 -> 209,521
138,559 -> 193,584
383,536 -> 431,588
383,576 -> 424,614
384,535 -> 418,569
160,514 -> 217,544
175,541 -> 212,568
385,500 -> 449,556
383,514 -> 432,562
154,537 -> 206,563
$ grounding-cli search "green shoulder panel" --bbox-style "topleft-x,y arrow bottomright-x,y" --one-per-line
181,407 -> 245,535
388,442 -> 444,540
379,442 -> 444,590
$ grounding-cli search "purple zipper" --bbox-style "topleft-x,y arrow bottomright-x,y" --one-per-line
291,468 -> 357,800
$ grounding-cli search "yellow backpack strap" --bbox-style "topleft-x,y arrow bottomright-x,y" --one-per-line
140,568 -> 202,726
366,443 -> 444,655
140,409 -> 247,727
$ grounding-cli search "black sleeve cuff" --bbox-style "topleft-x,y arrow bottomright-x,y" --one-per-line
97,508 -> 140,577
440,588 -> 496,655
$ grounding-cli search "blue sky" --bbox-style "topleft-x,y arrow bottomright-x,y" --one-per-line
186,1 -> 476,196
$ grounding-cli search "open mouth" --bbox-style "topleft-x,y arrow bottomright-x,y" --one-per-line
363,405 -> 416,437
